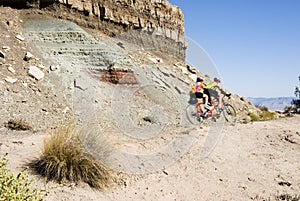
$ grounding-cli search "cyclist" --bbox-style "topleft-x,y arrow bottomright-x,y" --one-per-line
194,77 -> 210,110
204,77 -> 227,107
204,77 -> 231,107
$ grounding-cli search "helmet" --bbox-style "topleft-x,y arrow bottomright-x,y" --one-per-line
214,77 -> 221,82
196,77 -> 203,82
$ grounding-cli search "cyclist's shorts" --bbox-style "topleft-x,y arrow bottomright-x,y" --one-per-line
195,92 -> 204,99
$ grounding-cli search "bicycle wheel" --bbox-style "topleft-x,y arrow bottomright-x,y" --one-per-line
223,103 -> 237,122
186,104 -> 203,125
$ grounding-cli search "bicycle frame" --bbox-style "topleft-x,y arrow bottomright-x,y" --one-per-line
186,93 -> 235,124
195,94 -> 227,119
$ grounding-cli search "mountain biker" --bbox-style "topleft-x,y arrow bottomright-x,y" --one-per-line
204,77 -> 223,106
194,77 -> 210,110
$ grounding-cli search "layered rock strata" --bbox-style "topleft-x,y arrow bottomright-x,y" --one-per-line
1,0 -> 186,60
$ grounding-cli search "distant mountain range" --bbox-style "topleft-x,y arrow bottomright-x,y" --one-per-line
247,97 -> 295,111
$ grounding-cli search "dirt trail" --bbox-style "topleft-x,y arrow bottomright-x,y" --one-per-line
1,116 -> 299,201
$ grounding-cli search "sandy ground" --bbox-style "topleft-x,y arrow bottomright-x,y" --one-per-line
1,115 -> 299,201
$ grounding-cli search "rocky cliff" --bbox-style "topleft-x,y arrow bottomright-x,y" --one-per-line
1,0 -> 186,60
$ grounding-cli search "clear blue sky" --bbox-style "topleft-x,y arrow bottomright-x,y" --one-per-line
168,0 -> 300,98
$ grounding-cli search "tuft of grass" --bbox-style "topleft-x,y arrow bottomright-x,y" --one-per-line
5,119 -> 32,131
0,154 -> 47,201
29,122 -> 113,189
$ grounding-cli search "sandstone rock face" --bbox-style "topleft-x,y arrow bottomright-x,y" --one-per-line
58,0 -> 184,42
1,0 -> 186,60
56,0 -> 186,60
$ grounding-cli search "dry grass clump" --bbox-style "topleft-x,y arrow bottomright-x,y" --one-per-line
29,122 -> 113,189
5,119 -> 32,131
0,154 -> 47,201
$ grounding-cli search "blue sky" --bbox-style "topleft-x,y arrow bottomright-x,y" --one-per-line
168,0 -> 300,98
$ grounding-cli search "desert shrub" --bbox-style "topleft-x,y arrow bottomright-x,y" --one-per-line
261,110 -> 276,121
29,122 -> 113,189
0,154 -> 47,201
249,112 -> 260,121
276,193 -> 300,201
5,119 -> 32,131
249,108 -> 276,121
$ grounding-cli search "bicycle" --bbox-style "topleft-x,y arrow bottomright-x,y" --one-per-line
186,93 -> 237,124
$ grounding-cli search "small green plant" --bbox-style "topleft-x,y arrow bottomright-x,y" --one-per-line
249,112 -> 260,121
29,122 -> 113,189
0,154 -> 47,201
249,106 -> 276,122
261,110 -> 275,121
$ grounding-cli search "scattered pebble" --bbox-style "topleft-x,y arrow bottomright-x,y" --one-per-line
5,76 -> 17,83
16,34 -> 25,41
38,64 -> 45,69
7,21 -> 14,26
24,52 -> 33,61
50,65 -> 58,71
0,50 -> 5,58
2,46 -> 10,51
8,66 -> 15,73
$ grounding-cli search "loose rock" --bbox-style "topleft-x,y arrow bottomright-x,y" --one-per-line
8,66 -> 15,73
2,46 -> 10,51
0,50 -> 5,58
7,20 -> 14,27
16,34 -> 25,41
5,76 -> 17,83
50,65 -> 58,71
24,52 -> 33,61
28,66 -> 44,80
